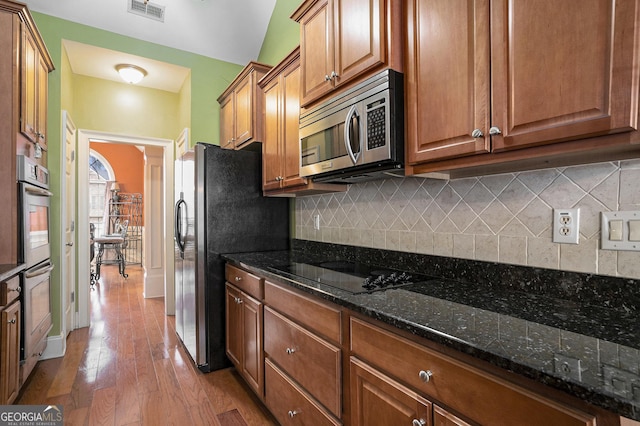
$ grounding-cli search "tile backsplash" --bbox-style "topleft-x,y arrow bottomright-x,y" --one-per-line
295,160 -> 640,279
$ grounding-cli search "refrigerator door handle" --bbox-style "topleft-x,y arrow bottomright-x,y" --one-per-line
174,199 -> 186,257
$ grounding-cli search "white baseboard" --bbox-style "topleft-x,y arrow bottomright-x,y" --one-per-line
40,333 -> 66,360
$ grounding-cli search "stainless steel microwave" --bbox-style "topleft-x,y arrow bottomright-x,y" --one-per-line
299,69 -> 404,183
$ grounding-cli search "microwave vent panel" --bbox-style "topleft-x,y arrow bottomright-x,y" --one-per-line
128,0 -> 165,22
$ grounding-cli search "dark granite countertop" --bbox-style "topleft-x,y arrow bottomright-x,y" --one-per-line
222,240 -> 640,421
0,264 -> 25,283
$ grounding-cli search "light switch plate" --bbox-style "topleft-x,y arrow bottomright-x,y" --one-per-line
601,211 -> 640,251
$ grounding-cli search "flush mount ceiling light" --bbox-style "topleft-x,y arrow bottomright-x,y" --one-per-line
115,64 -> 147,84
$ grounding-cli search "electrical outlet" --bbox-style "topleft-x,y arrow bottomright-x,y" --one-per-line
553,353 -> 582,382
313,214 -> 320,231
553,209 -> 580,244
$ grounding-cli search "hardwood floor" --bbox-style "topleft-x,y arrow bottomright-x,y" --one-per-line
16,265 -> 278,426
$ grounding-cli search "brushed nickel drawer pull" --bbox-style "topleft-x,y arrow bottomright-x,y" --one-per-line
288,410 -> 298,418
418,370 -> 433,383
234,276 -> 242,281
286,347 -> 296,355
412,419 -> 426,426
8,318 -> 16,324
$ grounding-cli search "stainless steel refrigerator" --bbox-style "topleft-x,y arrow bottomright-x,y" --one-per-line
174,142 -> 289,372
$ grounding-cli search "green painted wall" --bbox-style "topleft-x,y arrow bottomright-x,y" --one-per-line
258,0 -> 301,65
72,75 -> 180,139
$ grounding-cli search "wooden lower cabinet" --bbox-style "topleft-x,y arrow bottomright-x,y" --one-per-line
264,306 -> 341,417
225,283 -> 264,397
351,356 -> 433,426
350,317 -> 599,426
351,356 -> 472,426
1,299 -> 20,405
265,358 -> 341,426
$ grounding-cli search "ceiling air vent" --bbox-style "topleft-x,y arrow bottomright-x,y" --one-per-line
128,0 -> 165,22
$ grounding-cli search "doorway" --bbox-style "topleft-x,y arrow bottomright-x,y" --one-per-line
76,130 -> 175,329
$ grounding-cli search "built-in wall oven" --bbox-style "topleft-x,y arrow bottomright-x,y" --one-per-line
17,155 -> 53,379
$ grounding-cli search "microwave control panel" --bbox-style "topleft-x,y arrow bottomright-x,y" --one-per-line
367,99 -> 387,150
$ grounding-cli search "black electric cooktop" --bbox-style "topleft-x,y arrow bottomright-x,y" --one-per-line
268,260 -> 438,294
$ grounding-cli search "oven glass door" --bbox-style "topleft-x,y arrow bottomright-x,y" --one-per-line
21,261 -> 53,361
21,183 -> 52,268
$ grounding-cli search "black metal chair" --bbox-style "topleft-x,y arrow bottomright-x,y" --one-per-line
94,219 -> 129,279
90,223 -> 98,288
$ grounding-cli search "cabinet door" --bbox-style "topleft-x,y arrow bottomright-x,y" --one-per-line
406,0 -> 491,165
240,292 -> 263,397
225,284 -> 242,367
21,26 -> 38,144
281,63 -> 306,189
433,405 -> 471,426
491,0 -> 640,152
334,0 -> 385,86
36,53 -> 48,149
351,357 -> 432,426
234,73 -> 254,147
262,77 -> 282,191
299,0 -> 334,106
219,95 -> 235,149
1,301 -> 21,405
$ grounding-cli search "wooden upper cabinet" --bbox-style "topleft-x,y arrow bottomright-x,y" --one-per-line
217,62 -> 271,150
293,0 -> 402,107
21,22 -> 52,151
296,0 -> 334,106
261,49 -> 304,193
259,47 -> 346,196
491,0 -> 640,152
406,0 -> 491,165
406,0 -> 640,171
219,92 -> 235,150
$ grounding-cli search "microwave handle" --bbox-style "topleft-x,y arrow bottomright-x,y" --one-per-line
344,104 -> 362,165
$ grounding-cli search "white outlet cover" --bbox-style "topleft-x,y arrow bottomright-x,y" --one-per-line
553,208 -> 580,244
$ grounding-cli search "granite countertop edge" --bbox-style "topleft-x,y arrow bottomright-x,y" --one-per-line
222,250 -> 639,421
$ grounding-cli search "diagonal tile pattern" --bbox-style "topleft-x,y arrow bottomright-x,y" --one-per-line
296,160 -> 640,279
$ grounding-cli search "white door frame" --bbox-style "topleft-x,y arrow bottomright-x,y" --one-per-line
77,130 -> 175,328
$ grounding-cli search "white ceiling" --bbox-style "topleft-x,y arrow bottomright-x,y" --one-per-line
22,0 -> 277,92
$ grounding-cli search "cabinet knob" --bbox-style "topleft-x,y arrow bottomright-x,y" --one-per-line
418,370 -> 433,383
234,297 -> 243,304
412,419 -> 427,426
287,410 -> 298,418
16,286 -> 21,293
234,276 -> 242,281
489,126 -> 502,136
471,128 -> 484,138
330,71 -> 338,79
8,318 -> 16,324
66,242 -> 74,247
286,347 -> 296,355
325,74 -> 331,81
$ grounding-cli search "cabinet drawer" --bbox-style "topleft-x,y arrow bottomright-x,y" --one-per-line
225,264 -> 263,300
264,306 -> 341,417
264,280 -> 341,343
0,276 -> 20,307
350,317 -> 596,426
265,358 -> 341,426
